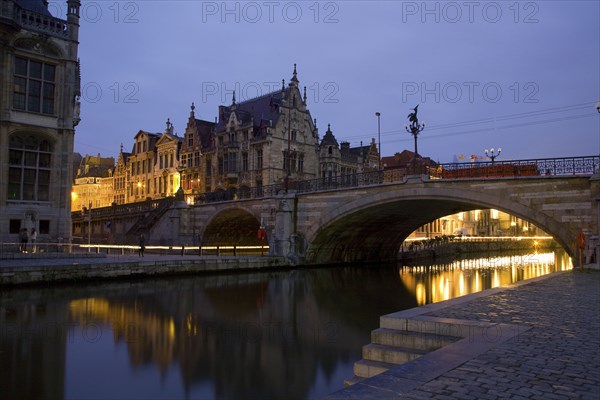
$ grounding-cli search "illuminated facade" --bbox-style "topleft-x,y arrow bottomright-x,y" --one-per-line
410,209 -> 542,238
70,154 -> 114,211
0,0 -> 81,242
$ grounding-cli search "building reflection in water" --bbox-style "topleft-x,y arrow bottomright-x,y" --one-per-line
0,250 -> 570,399
400,251 -> 572,305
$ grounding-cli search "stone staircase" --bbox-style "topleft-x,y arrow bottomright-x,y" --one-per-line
344,317 -> 461,386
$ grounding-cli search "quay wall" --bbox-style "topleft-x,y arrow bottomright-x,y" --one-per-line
0,256 -> 290,286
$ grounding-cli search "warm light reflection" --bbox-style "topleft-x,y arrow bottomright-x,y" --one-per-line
400,251 -> 569,305
68,297 -> 178,370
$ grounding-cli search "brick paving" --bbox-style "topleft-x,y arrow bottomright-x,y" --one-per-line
329,270 -> 600,399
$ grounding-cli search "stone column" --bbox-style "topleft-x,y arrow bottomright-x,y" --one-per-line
274,192 -> 296,260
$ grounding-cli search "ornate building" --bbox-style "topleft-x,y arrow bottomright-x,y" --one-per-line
181,65 -> 320,200
1,0 -> 81,242
319,124 -> 379,183
71,154 -> 114,211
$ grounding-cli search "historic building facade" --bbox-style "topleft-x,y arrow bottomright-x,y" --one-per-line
180,66 -> 320,200
0,0 -> 81,243
319,124 -> 379,183
73,67 -> 376,209
71,153 -> 114,211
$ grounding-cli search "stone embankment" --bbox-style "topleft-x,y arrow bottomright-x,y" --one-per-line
0,254 -> 290,286
400,238 -> 559,262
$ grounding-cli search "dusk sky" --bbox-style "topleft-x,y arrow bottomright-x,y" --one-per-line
49,0 -> 600,163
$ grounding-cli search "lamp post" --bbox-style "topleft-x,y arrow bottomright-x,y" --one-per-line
376,112 -> 381,170
484,148 -> 501,164
404,105 -> 425,171
87,200 -> 92,252
176,160 -> 186,201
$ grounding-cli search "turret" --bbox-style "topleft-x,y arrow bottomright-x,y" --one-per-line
67,0 -> 81,41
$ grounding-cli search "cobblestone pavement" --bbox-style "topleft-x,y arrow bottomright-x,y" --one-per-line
329,270 -> 600,399
408,271 -> 599,399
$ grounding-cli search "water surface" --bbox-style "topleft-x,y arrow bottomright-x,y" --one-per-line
0,250 -> 571,399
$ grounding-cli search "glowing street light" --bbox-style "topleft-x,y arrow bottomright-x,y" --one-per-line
485,148 -> 501,164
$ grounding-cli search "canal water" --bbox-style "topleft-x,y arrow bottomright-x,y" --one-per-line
0,250 -> 571,399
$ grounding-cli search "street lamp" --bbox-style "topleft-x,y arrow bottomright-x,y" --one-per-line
485,148 -> 501,164
176,160 -> 186,201
404,105 -> 425,169
375,112 -> 381,170
87,200 -> 92,252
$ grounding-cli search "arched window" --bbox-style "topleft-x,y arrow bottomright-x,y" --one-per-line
8,134 -> 53,201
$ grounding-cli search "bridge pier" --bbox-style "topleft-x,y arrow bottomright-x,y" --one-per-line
272,192 -> 298,262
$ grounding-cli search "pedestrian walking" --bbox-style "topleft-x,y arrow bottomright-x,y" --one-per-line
30,228 -> 37,253
139,233 -> 145,257
19,228 -> 28,253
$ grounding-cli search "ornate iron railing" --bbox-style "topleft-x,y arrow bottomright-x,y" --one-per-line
433,156 -> 599,179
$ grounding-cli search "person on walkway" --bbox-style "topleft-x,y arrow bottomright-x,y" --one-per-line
30,228 -> 37,253
139,233 -> 145,257
19,228 -> 28,253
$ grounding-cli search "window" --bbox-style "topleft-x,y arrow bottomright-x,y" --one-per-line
39,220 -> 50,234
13,57 -> 55,114
10,219 -> 21,234
194,152 -> 200,167
242,152 -> 248,172
188,135 -> 194,147
256,149 -> 263,169
298,154 -> 304,172
291,130 -> 297,142
8,134 -> 52,201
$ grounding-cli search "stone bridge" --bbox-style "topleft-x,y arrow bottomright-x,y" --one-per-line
75,157 -> 599,266
190,172 -> 599,265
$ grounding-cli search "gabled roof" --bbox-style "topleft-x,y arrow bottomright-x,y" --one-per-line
320,124 -> 338,147
155,132 -> 182,147
195,119 -> 216,149
216,87 -> 295,132
381,150 -> 437,169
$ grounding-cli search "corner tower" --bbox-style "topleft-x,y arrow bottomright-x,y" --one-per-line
0,1 -> 82,243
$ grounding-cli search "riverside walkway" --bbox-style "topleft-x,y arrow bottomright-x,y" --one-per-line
328,268 -> 600,399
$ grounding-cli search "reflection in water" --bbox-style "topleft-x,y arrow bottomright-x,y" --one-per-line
401,252 -> 572,305
0,250 -> 571,399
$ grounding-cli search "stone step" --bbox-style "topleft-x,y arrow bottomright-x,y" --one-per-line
353,358 -> 399,379
380,314 -> 485,338
371,327 -> 460,351
362,343 -> 426,365
343,376 -> 365,387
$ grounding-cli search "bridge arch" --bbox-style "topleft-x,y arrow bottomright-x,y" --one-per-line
304,185 -> 577,265
202,206 -> 262,246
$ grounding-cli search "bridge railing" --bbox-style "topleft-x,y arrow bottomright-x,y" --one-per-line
199,155 -> 598,203
434,156 -> 599,179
